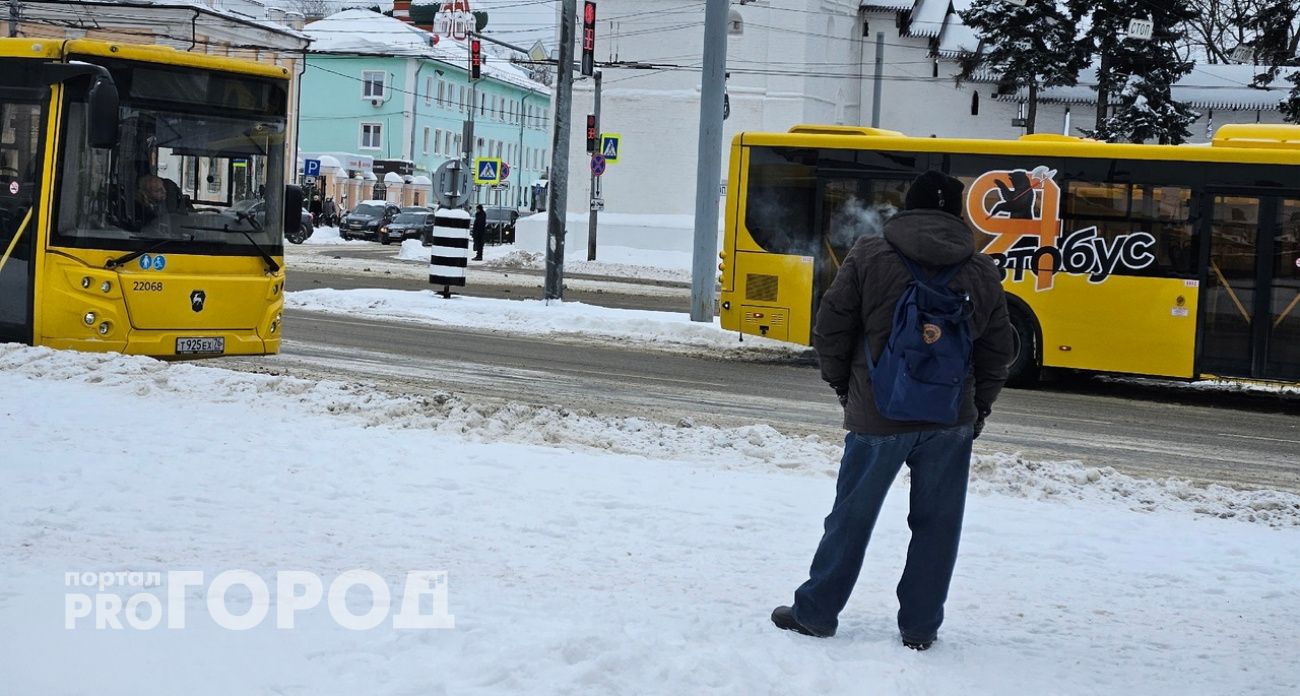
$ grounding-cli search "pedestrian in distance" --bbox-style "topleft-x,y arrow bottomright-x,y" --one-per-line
471,204 -> 487,261
772,170 -> 1014,651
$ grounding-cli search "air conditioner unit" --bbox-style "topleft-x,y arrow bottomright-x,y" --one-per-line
370,98 -> 382,108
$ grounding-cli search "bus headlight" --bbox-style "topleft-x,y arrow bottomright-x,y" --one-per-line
722,301 -> 731,311
98,321 -> 111,335
83,311 -> 96,326
81,276 -> 91,289
100,281 -> 112,293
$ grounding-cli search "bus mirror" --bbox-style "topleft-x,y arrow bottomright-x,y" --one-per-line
88,77 -> 120,149
284,185 -> 304,237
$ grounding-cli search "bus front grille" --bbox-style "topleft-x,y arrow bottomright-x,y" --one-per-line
746,274 -> 778,302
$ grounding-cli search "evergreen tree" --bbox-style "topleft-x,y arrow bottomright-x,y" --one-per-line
959,0 -> 1088,134
1073,0 -> 1199,144
1243,1 -> 1300,123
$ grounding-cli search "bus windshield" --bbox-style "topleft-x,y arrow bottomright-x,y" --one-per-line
54,62 -> 287,255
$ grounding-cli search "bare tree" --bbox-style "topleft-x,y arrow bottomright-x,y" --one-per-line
1182,0 -> 1257,63
286,0 -> 336,20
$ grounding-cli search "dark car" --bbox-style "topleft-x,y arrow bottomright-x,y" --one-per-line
483,206 -> 519,244
383,211 -> 437,245
340,201 -> 401,242
232,198 -> 313,244
401,206 -> 434,214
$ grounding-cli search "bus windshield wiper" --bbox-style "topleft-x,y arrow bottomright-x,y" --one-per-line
105,236 -> 189,269
230,212 -> 281,274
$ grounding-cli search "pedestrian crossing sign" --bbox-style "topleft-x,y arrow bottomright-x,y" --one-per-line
474,157 -> 503,184
600,133 -> 621,164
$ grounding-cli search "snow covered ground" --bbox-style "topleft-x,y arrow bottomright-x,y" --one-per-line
2,345 -> 1298,695
287,287 -> 797,357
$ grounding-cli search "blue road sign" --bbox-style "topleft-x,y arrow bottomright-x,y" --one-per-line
304,159 -> 321,177
600,133 -> 621,163
590,154 -> 607,177
475,158 -> 502,185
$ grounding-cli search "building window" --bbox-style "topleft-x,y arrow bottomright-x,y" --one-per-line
480,92 -> 486,116
424,127 -> 431,155
437,80 -> 445,106
728,9 -> 743,35
445,131 -> 453,156
424,76 -> 432,105
459,86 -> 466,111
360,122 -> 382,150
362,71 -> 385,99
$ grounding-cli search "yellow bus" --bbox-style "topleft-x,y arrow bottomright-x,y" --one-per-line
719,125 -> 1300,384
0,39 -> 298,358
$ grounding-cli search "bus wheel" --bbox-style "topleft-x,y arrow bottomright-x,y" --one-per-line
1007,305 -> 1041,387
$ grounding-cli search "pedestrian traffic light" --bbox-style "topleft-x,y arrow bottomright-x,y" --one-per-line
471,39 -> 482,80
586,114 -> 597,153
581,1 -> 596,77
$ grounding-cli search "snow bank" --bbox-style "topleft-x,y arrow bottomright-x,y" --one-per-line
285,288 -> 798,357
515,212 -> 723,261
397,239 -> 429,261
1,345 -> 1295,528
302,225 -> 369,246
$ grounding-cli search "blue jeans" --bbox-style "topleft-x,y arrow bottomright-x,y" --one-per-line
792,426 -> 973,641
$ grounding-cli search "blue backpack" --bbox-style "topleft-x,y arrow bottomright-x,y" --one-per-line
866,248 -> 974,425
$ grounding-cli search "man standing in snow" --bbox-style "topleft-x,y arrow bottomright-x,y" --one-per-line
772,170 -> 1013,651
471,204 -> 487,260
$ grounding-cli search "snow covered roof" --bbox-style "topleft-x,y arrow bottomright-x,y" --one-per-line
1000,63 -> 1300,111
85,0 -> 309,39
411,174 -> 433,185
860,1 -> 980,54
907,0 -> 953,39
384,171 -> 404,184
305,9 -> 550,95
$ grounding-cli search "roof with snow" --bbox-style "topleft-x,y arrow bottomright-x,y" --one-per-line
1000,63 -> 1300,111
862,0 -> 979,56
304,9 -> 550,95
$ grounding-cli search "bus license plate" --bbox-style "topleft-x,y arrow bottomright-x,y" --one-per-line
176,337 -> 225,355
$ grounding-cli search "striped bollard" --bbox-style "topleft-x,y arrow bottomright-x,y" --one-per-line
429,209 -> 472,298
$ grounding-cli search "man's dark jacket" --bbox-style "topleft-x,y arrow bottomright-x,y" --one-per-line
813,209 -> 1014,435
472,209 -> 487,239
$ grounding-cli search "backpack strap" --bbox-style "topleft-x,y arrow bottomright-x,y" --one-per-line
890,244 -> 967,292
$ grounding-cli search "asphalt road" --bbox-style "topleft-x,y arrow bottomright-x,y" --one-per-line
224,301 -> 1300,494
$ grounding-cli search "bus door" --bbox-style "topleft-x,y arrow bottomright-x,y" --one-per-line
1201,194 -> 1300,380
0,92 -> 45,344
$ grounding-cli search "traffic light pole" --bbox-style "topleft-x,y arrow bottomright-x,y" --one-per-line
543,0 -> 576,301
587,69 -> 601,261
690,0 -> 728,322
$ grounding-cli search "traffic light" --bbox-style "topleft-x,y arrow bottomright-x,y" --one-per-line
586,114 -> 597,153
471,39 -> 482,80
581,1 -> 596,77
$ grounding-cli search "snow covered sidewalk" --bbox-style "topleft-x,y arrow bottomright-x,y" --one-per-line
1,346 -> 1297,695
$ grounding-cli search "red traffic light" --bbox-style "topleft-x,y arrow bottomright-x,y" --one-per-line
470,39 -> 482,79
584,2 -> 596,24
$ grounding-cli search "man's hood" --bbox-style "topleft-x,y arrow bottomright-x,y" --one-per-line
882,210 -> 976,266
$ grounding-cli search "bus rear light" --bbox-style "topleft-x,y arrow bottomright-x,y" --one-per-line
98,322 -> 111,335
722,301 -> 731,310
83,312 -> 96,326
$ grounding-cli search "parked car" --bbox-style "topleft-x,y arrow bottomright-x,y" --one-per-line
231,198 -> 313,244
401,206 -> 434,214
382,211 -> 438,245
340,200 -> 401,241
483,206 -> 519,244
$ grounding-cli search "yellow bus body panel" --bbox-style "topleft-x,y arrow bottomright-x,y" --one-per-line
61,39 -> 292,79
1012,275 -> 1198,378
41,250 -> 284,357
720,140 -> 816,345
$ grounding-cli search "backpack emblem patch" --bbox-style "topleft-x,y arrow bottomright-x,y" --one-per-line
922,323 -> 942,344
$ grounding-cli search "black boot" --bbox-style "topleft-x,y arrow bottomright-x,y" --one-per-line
770,606 -> 831,638
902,636 -> 934,651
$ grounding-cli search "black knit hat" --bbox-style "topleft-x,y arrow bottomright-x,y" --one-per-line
904,170 -> 965,217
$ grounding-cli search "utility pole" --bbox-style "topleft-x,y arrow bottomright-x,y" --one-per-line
689,0 -> 728,323
871,32 -> 884,128
544,0 -> 576,301
587,69 -> 601,261
9,0 -> 18,38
